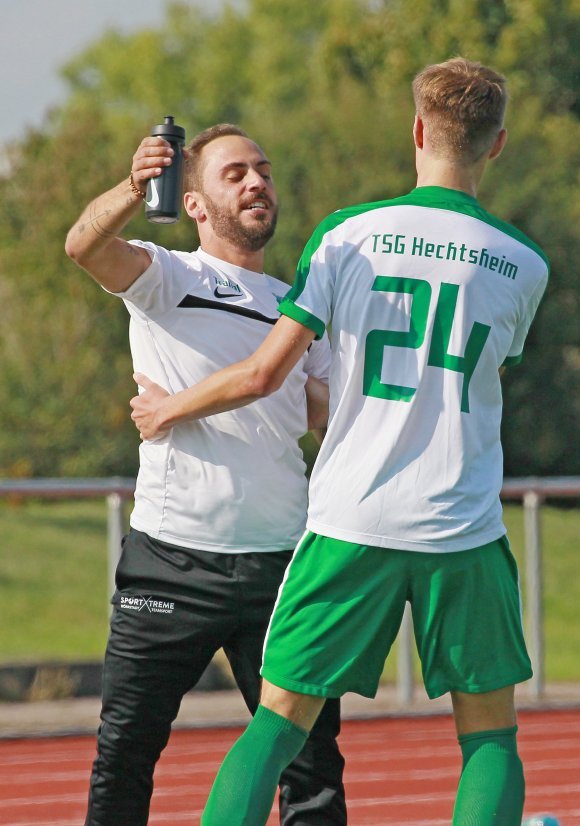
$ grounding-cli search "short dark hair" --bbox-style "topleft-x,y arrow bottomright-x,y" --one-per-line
412,57 -> 507,163
183,123 -> 249,191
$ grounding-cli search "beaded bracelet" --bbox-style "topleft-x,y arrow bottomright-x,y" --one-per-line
129,172 -> 146,198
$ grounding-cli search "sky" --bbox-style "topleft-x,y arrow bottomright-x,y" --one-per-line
0,0 -> 225,147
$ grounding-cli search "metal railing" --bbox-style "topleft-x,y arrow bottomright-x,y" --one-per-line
1,475 -> 579,703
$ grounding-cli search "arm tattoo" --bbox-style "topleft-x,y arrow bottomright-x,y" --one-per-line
87,201 -> 116,240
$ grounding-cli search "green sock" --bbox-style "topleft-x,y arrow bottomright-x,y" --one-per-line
201,704 -> 308,826
452,725 -> 524,825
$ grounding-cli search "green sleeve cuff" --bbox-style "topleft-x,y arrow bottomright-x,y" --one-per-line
278,298 -> 326,340
502,353 -> 523,367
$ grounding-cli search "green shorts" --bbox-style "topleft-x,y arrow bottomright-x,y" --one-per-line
261,531 -> 532,699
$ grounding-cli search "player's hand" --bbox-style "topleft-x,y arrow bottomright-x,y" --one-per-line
130,137 -> 174,194
130,137 -> 192,194
130,373 -> 171,440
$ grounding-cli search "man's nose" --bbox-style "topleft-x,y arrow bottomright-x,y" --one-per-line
246,169 -> 267,190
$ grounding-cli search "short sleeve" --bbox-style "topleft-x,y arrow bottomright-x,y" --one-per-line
278,214 -> 343,339
503,271 -> 548,366
106,241 -> 196,319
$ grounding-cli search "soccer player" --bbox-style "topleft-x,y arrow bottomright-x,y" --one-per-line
64,125 -> 346,825
130,59 -> 549,825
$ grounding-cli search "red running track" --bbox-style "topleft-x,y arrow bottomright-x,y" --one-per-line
1,708 -> 579,825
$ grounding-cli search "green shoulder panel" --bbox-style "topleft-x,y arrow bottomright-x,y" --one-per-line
285,196 -> 410,307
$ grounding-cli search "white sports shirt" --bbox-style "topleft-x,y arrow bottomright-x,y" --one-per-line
279,187 -> 549,552
113,244 -> 331,553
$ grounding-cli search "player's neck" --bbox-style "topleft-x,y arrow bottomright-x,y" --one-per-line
198,237 -> 265,273
415,158 -> 484,199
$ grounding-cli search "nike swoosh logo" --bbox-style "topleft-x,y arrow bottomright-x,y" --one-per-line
146,177 -> 160,208
214,287 -> 243,299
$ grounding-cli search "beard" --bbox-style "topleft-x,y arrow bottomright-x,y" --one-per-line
202,192 -> 278,252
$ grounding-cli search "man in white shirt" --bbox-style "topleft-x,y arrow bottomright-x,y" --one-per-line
65,124 -> 345,826
130,60 -> 549,826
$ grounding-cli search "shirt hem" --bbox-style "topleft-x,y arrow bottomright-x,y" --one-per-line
305,519 -> 506,553
129,517 -> 299,554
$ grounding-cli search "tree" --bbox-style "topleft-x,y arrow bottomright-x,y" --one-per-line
0,0 -> 577,477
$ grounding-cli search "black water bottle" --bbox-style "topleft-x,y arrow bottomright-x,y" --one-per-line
145,115 -> 186,224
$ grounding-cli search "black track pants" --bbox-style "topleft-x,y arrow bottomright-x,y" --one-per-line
85,529 -> 346,826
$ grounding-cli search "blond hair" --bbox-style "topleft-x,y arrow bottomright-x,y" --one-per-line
184,123 -> 249,191
412,57 -> 507,163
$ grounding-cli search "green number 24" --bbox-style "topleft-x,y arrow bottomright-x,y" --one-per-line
363,276 -> 490,413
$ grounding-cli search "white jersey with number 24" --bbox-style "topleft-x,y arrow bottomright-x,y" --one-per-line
279,187 -> 549,553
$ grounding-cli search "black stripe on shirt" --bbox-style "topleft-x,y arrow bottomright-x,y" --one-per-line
178,294 -> 278,326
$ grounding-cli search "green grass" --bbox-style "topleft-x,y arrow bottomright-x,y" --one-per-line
0,499 -> 578,684
0,499 -> 112,661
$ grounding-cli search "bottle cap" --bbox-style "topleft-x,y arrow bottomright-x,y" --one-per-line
150,115 -> 185,141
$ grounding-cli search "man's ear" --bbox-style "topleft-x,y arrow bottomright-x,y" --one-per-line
413,115 -> 424,150
489,128 -> 508,160
184,191 -> 207,222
